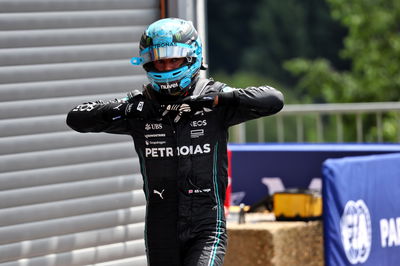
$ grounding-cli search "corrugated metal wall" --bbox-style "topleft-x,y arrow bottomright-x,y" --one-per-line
0,1 -> 160,265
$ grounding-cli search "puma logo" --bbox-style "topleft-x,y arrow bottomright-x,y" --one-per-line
153,189 -> 165,199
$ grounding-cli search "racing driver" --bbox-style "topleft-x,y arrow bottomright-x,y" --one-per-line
66,18 -> 284,266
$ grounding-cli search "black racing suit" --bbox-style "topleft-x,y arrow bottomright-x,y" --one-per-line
66,79 -> 284,266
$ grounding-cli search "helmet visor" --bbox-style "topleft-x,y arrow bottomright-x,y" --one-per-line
141,43 -> 196,65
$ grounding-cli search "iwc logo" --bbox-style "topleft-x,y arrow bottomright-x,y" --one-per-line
340,200 -> 372,264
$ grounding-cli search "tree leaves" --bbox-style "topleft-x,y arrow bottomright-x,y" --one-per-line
285,0 -> 400,103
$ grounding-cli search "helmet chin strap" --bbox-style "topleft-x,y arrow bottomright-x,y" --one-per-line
151,82 -> 161,92
179,77 -> 191,88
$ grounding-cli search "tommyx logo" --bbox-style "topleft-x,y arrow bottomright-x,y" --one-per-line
340,200 -> 372,264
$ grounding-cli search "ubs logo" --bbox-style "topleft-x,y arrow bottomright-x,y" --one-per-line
145,123 -> 162,131
340,200 -> 372,264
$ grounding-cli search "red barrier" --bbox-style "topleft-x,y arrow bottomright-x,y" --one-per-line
224,149 -> 232,216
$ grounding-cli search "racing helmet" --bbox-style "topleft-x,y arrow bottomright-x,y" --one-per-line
131,18 -> 203,96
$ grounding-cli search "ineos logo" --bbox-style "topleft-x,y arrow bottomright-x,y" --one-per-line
340,200 -> 372,264
190,120 -> 207,127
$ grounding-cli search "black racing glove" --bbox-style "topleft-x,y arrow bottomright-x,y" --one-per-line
181,91 -> 238,110
160,92 -> 239,123
125,90 -> 160,120
181,94 -> 216,110
161,103 -> 191,123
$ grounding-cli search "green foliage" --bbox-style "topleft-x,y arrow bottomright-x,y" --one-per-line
242,0 -> 309,83
212,71 -> 277,89
283,58 -> 358,102
211,71 -> 297,103
208,0 -> 400,142
207,0 -> 347,85
282,0 -> 400,142
285,0 -> 400,102
207,0 -> 261,74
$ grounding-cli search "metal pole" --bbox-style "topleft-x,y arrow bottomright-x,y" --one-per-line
196,0 -> 208,79
257,118 -> 265,142
232,124 -> 246,143
356,113 -> 363,143
376,112 -> 383,142
276,116 -> 284,143
336,114 -> 343,143
296,116 -> 304,142
316,114 -> 323,143
397,112 -> 400,143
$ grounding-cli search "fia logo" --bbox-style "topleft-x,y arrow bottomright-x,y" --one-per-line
340,200 -> 372,264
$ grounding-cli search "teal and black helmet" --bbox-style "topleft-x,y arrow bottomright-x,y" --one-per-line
131,18 -> 204,96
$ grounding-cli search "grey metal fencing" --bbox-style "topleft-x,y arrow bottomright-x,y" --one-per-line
231,102 -> 400,143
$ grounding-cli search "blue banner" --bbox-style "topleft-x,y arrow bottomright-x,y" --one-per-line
229,144 -> 400,205
323,153 -> 400,266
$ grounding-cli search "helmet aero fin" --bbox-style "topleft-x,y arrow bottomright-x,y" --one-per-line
131,18 -> 203,96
